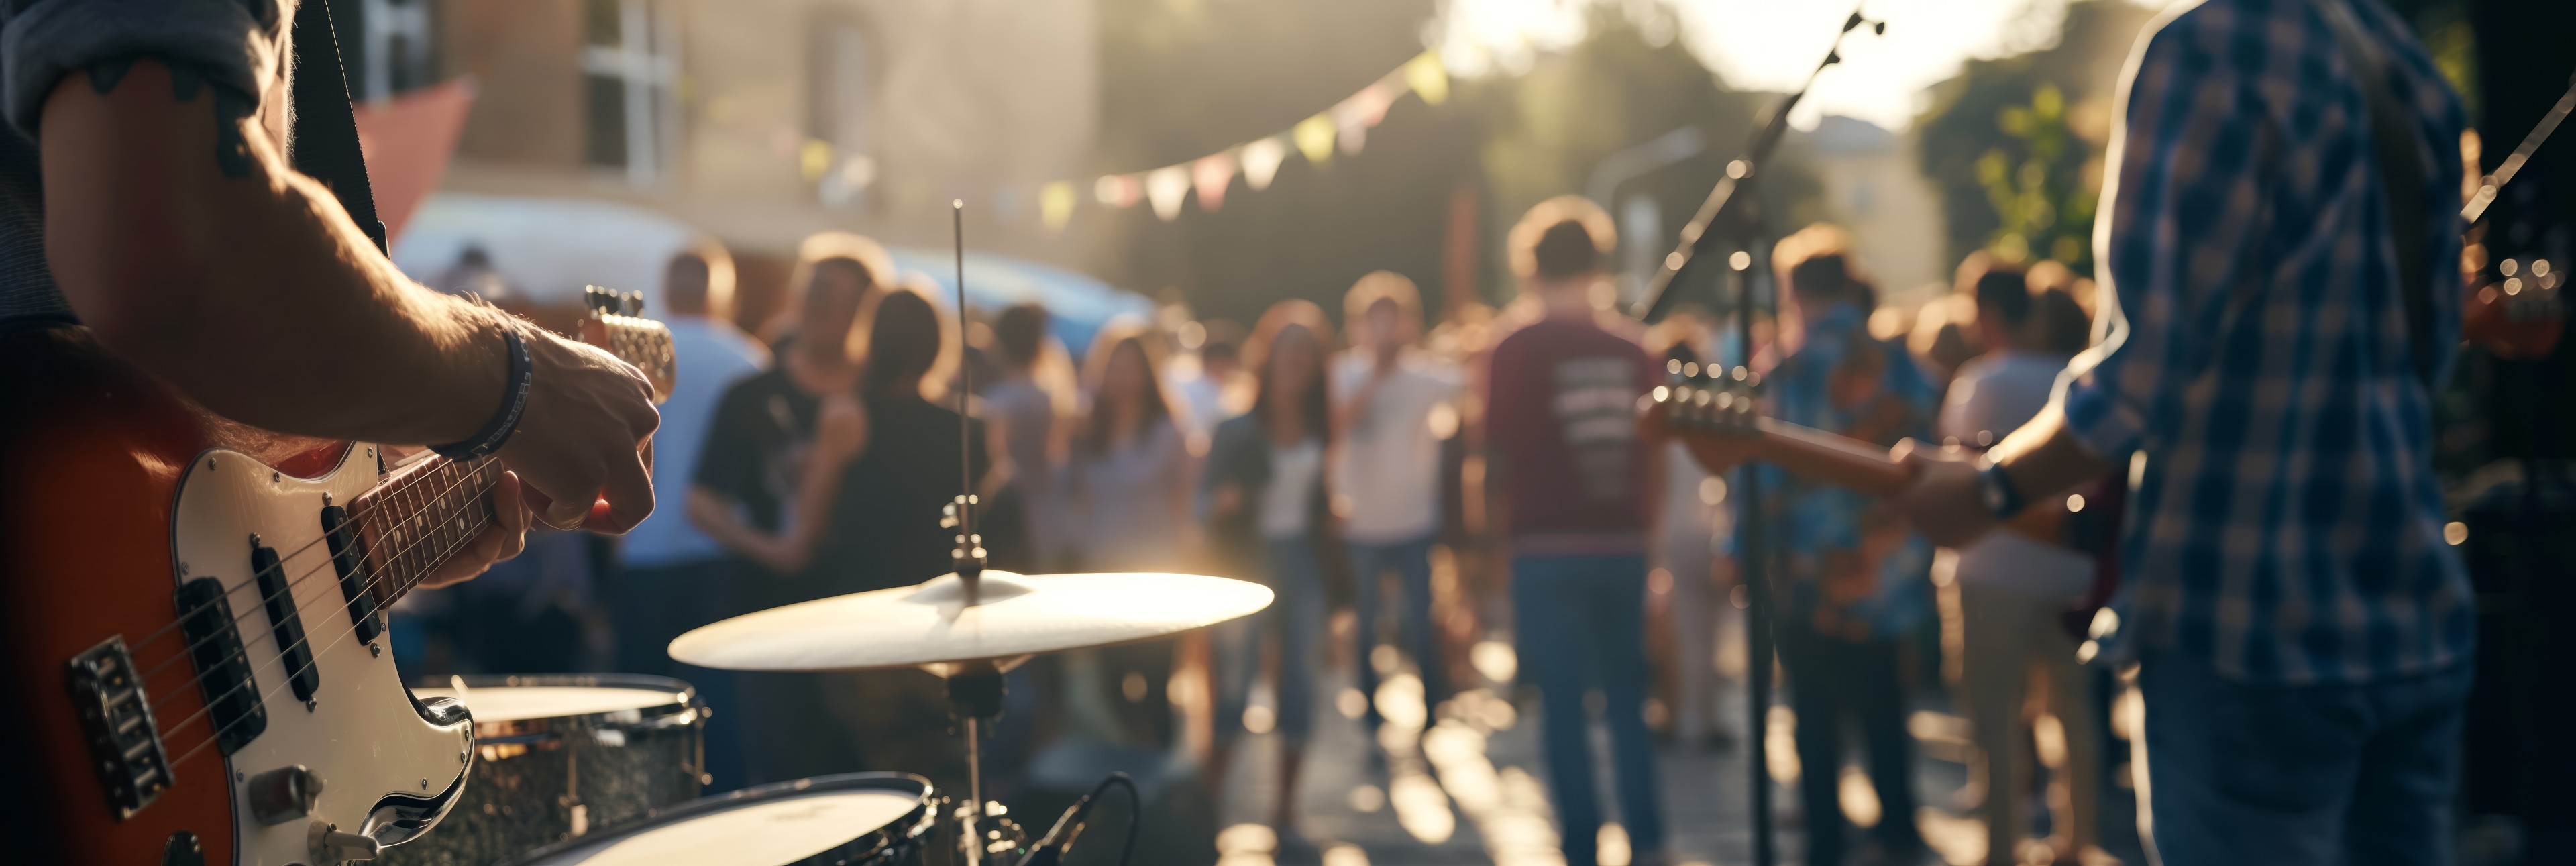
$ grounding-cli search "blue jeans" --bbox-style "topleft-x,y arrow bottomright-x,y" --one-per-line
2137,649 -> 2472,866
1513,553 -> 1664,866
1778,624 -> 1922,865
1350,535 -> 1445,720
1216,539 -> 1327,750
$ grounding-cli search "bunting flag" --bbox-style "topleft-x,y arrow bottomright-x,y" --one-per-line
1055,49 -> 1452,227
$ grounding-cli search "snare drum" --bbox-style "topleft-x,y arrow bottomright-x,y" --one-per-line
381,675 -> 706,866
504,773 -> 936,866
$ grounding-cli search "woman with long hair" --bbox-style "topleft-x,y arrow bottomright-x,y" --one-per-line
1045,321 -> 1201,754
1065,320 -> 1198,571
1200,299 -> 1338,859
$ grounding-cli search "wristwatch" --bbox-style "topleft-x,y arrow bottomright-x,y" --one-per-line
1976,462 -> 2027,519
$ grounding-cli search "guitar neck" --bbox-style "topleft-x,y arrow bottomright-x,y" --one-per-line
1746,417 -> 1914,496
352,453 -> 502,609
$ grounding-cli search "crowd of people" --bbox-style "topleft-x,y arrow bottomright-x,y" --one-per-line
393,11 -> 2489,858
395,189 -> 2143,866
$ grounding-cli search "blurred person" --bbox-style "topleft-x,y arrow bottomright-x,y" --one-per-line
1648,325 -> 1735,750
1938,261 -> 2109,866
0,9 -> 660,655
1896,3 -> 2475,863
433,243 -> 514,301
1332,270 -> 1463,735
1174,319 -> 1248,443
983,302 -> 1063,570
1051,321 -> 1198,752
1485,196 -> 1666,866
614,246 -> 771,678
802,285 -> 994,794
689,246 -> 890,784
1067,319 -> 1197,572
1764,227 -> 1936,866
1202,301 -> 1339,861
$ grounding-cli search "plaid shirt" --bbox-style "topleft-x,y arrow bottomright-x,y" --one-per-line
2057,0 -> 2472,684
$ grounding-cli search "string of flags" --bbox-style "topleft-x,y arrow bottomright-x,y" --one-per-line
1036,50 -> 1453,229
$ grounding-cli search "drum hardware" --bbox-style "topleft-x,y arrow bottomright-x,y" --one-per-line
380,675 -> 705,866
504,773 -> 940,866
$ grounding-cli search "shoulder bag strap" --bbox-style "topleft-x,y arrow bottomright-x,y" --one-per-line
2315,0 -> 2436,385
288,0 -> 388,254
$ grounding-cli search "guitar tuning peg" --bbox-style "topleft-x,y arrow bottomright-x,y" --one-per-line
623,291 -> 645,317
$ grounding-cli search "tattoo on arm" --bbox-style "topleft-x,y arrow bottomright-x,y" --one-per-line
85,57 -> 257,178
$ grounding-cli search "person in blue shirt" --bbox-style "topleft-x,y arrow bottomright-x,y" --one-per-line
612,248 -> 771,678
1762,227 -> 1937,866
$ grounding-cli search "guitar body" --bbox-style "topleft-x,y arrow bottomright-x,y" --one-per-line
0,327 -> 472,865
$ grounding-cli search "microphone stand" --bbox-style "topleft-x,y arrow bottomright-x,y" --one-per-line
1631,11 -> 1879,866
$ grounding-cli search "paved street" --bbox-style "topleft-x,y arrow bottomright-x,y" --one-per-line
1207,641 -> 2153,866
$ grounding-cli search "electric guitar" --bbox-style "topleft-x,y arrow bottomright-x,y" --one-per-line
0,286 -> 672,866
1640,364 -> 2118,565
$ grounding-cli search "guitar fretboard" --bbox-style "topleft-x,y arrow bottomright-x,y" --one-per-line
352,455 -> 501,606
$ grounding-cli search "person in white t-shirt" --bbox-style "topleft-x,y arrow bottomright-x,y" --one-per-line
1330,272 -> 1464,729
1937,262 -> 2110,866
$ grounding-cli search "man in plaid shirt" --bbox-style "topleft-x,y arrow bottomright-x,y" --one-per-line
1892,0 -> 2473,862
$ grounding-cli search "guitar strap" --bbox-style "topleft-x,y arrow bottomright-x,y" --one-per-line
288,0 -> 389,255
2315,0 -> 2437,386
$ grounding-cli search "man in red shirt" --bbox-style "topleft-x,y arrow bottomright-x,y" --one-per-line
1485,195 -> 1667,866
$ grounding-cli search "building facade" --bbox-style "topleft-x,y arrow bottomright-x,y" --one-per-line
358,0 -> 1099,300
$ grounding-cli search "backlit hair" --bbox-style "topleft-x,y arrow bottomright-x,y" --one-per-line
1342,270 -> 1423,335
1507,195 -> 1616,282
766,231 -> 898,339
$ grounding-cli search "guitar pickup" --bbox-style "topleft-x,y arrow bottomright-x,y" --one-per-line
66,636 -> 173,819
250,539 -> 321,705
176,577 -> 266,755
319,506 -> 382,643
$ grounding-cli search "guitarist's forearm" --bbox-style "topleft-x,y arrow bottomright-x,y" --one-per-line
41,60 -> 507,446
1984,404 -> 2120,503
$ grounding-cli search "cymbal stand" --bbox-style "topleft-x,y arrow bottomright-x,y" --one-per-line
945,667 -> 1010,865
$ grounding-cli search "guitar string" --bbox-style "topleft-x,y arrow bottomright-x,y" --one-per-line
158,502 -> 497,775
114,321 -> 663,661
140,458 -> 495,721
140,459 -> 496,724
146,465 -> 497,766
122,453 -> 480,678
132,456 -> 492,692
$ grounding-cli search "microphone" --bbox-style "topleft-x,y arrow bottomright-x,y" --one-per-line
1021,772 -> 1139,866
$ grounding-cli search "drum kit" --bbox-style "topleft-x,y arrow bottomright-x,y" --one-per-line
382,567 -> 1272,866
382,205 -> 1275,865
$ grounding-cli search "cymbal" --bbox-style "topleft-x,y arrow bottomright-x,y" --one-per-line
667,570 -> 1273,673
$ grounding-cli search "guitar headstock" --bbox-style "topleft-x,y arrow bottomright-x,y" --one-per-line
579,285 -> 678,403
1644,360 -> 1764,472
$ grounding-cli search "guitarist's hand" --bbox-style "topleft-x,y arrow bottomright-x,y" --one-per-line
1890,438 -> 1996,548
496,328 -> 661,533
421,471 -> 535,590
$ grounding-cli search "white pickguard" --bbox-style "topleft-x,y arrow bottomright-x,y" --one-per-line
170,444 -> 474,866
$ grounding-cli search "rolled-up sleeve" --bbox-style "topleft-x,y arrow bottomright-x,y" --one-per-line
2053,12 -> 2263,458
1,0 -> 288,138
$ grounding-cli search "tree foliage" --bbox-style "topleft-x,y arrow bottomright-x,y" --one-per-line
1914,0 -> 2157,274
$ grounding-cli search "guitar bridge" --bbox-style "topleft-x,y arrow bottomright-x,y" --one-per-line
66,636 -> 173,819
